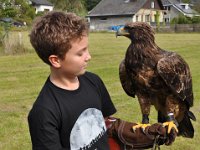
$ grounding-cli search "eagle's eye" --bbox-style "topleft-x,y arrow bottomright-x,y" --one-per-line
124,26 -> 131,33
124,26 -> 131,31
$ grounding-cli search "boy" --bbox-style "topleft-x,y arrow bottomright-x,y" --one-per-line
28,11 -> 116,150
28,11 -> 176,150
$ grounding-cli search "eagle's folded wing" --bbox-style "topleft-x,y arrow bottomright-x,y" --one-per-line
119,59 -> 135,98
157,53 -> 193,107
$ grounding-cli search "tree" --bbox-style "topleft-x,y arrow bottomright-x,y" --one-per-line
181,0 -> 191,3
0,0 -> 18,18
0,0 -> 35,24
192,2 -> 200,13
14,0 -> 35,24
49,0 -> 101,14
84,0 -> 101,11
49,0 -> 87,16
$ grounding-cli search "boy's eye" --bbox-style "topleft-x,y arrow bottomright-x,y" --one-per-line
77,53 -> 83,56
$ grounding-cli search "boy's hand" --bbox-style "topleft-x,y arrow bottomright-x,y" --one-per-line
164,128 -> 177,145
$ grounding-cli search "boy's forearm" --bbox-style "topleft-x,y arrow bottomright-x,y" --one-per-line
106,117 -> 177,149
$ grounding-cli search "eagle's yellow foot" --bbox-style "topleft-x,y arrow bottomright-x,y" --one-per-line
132,123 -> 151,132
163,121 -> 178,134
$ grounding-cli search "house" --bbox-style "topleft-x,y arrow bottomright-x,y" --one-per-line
161,0 -> 200,23
29,0 -> 54,14
87,0 -> 165,31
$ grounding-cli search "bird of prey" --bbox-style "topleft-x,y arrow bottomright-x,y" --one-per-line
116,22 -> 196,138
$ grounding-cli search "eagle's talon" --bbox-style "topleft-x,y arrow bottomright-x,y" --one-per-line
163,121 -> 178,134
132,128 -> 136,133
132,123 -> 151,132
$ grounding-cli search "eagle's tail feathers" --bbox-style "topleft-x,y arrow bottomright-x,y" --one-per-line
178,112 -> 195,138
188,110 -> 196,121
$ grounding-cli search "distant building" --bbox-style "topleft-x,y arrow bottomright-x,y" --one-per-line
87,0 -> 164,31
161,0 -> 200,22
29,0 -> 54,14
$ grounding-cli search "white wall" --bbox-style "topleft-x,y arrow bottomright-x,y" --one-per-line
35,5 -> 53,14
133,9 -> 164,23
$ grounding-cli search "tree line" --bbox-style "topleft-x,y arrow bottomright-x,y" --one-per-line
0,0 -> 101,23
49,0 -> 101,14
0,0 -> 200,25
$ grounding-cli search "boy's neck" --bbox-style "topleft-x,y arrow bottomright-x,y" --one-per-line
49,71 -> 80,91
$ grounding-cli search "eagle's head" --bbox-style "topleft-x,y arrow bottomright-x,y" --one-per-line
116,22 -> 155,44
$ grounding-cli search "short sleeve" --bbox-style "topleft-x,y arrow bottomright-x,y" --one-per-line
84,72 -> 117,117
28,105 -> 66,150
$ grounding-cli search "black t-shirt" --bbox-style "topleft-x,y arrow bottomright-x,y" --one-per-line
28,72 -> 116,150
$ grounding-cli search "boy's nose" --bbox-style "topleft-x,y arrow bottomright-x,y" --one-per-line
86,52 -> 91,61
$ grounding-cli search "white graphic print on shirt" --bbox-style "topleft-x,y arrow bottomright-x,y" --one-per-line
70,108 -> 106,150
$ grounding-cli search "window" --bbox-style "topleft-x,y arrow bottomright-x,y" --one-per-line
145,15 -> 150,22
165,18 -> 170,23
44,9 -> 50,12
151,1 -> 155,9
136,15 -> 139,22
100,17 -> 107,21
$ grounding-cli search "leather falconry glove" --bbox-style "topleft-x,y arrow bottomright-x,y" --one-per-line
106,117 -> 177,150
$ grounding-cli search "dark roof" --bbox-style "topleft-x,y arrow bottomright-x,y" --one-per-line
161,0 -> 199,15
30,0 -> 53,6
161,0 -> 179,5
175,4 -> 199,15
161,0 -> 199,5
87,0 -> 148,17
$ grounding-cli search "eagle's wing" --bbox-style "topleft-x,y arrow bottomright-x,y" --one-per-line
157,53 -> 193,107
119,59 -> 135,97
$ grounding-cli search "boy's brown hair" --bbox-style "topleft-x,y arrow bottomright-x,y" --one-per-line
30,11 -> 88,65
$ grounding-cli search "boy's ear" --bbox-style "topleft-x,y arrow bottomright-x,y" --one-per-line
49,55 -> 61,68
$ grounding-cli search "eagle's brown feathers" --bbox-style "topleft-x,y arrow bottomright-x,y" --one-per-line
117,22 -> 196,138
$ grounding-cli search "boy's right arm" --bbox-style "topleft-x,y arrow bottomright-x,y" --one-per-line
28,106 -> 66,150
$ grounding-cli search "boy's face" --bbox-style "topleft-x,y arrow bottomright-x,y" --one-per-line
59,35 -> 91,77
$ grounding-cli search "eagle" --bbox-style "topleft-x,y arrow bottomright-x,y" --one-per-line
116,22 -> 196,138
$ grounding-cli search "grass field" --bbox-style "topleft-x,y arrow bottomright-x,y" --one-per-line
0,32 -> 200,149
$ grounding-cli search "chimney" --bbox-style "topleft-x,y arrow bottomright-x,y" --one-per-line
124,0 -> 130,3
185,4 -> 189,9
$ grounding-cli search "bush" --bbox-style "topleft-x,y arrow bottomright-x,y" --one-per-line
192,16 -> 200,24
0,25 -> 3,46
36,11 -> 46,17
15,15 -> 33,26
171,15 -> 200,24
179,15 -> 192,24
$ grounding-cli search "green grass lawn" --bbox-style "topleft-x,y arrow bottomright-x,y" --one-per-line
0,32 -> 200,149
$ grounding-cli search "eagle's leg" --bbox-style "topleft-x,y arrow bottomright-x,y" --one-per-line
163,113 -> 179,134
132,96 -> 151,132
162,96 -> 179,134
142,114 -> 149,124
132,114 -> 151,132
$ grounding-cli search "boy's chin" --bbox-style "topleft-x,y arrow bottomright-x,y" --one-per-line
77,70 -> 87,76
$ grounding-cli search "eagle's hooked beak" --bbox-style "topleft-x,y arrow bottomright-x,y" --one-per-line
116,26 -> 129,37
